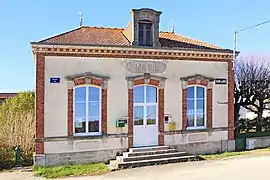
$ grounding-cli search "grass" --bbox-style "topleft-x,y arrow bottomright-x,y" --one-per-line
0,169 -> 13,173
200,151 -> 248,160
200,147 -> 270,160
33,163 -> 110,179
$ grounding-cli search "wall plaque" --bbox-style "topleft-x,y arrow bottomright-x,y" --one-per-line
126,61 -> 167,73
215,78 -> 227,85
50,77 -> 60,83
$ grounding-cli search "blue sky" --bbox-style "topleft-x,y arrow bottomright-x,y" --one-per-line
1,0 -> 270,92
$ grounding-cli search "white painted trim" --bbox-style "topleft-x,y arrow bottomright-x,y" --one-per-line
73,85 -> 102,136
133,85 -> 159,146
186,85 -> 207,129
31,44 -> 232,56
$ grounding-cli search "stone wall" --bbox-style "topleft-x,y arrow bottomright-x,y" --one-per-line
170,140 -> 235,154
34,148 -> 126,166
246,136 -> 270,150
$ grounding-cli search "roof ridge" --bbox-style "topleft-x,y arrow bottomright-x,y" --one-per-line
83,26 -> 124,30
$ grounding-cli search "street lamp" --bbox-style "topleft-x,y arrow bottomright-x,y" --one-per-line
233,19 -> 270,68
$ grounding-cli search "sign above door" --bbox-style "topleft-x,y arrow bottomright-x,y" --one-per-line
126,60 -> 167,74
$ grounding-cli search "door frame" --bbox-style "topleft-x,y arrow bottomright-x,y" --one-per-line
126,74 -> 167,148
133,85 -> 159,147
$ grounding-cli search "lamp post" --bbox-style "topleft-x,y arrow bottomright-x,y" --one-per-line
233,19 -> 270,67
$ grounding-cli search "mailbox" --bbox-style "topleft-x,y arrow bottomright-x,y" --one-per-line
164,113 -> 171,124
116,118 -> 128,128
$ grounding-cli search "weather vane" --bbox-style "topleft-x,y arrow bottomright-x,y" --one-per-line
79,12 -> 83,26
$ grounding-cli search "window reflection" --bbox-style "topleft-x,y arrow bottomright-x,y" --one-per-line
146,86 -> 157,103
134,106 -> 144,125
74,86 -> 101,134
186,86 -> 205,128
147,105 -> 156,125
134,86 -> 144,103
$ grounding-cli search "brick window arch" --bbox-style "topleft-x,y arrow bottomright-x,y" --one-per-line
180,74 -> 214,130
66,72 -> 110,136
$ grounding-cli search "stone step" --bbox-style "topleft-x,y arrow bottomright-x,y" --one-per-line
108,160 -> 119,171
129,146 -> 169,153
124,148 -> 179,157
118,151 -> 190,162
117,155 -> 199,169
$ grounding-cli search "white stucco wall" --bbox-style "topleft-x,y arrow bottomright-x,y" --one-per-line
164,131 -> 228,145
44,56 -> 228,138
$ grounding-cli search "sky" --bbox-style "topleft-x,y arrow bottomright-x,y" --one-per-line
0,0 -> 270,92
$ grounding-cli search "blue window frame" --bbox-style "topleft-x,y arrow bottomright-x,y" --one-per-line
74,86 -> 101,135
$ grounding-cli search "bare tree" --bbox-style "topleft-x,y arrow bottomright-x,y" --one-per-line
235,56 -> 270,131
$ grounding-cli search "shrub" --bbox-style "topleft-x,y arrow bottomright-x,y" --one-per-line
0,91 -> 35,170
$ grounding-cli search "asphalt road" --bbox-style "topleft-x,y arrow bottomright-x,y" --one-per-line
1,152 -> 270,180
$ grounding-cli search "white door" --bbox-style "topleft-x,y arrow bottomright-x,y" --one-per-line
133,85 -> 158,147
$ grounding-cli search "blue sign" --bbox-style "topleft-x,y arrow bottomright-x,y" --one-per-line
50,77 -> 60,83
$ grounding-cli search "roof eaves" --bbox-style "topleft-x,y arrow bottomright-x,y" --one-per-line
31,42 -> 233,54
30,42 -> 130,47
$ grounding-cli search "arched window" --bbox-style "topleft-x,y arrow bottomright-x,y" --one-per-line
186,86 -> 206,129
74,85 -> 101,135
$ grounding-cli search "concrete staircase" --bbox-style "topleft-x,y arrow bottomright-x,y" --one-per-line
109,146 -> 201,170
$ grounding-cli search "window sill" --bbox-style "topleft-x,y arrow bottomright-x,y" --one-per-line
186,126 -> 207,130
70,134 -> 102,140
184,127 -> 212,133
68,133 -> 128,140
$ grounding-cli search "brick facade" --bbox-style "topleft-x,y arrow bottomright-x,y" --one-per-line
128,89 -> 134,148
35,142 -> 44,154
182,89 -> 187,130
67,89 -> 73,136
158,89 -> 165,145
228,61 -> 235,140
35,53 -> 45,154
101,89 -> 108,134
207,89 -> 213,129
34,50 -> 233,155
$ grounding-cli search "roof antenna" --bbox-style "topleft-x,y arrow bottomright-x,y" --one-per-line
79,12 -> 83,26
171,20 -> 175,33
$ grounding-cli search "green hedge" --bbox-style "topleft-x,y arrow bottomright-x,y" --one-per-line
0,146 -> 14,170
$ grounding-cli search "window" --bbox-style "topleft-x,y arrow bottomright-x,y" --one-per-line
186,86 -> 206,129
138,22 -> 152,46
74,86 -> 101,135
133,85 -> 157,126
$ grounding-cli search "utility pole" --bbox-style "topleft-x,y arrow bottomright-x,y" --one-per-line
232,19 -> 270,69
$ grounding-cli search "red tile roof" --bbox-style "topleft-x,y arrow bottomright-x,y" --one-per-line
36,26 -> 230,52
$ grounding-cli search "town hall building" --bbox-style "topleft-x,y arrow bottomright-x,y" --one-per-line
31,8 -> 235,166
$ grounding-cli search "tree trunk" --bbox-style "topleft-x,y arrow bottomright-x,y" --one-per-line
234,103 -> 241,134
257,104 -> 263,132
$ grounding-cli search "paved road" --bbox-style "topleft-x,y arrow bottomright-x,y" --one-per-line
1,153 -> 270,180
